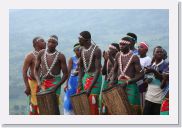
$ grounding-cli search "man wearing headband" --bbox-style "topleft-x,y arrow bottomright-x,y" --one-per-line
34,35 -> 68,114
126,32 -> 138,55
77,31 -> 102,115
63,43 -> 80,115
22,36 -> 46,115
110,36 -> 143,114
143,46 -> 168,115
137,41 -> 152,112
101,43 -> 120,114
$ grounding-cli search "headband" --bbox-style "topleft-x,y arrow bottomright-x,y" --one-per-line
138,42 -> 148,49
109,44 -> 118,51
48,36 -> 58,42
119,40 -> 131,45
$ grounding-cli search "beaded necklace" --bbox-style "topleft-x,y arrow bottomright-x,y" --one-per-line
32,50 -> 39,57
43,50 -> 59,78
82,44 -> 97,72
118,51 -> 133,79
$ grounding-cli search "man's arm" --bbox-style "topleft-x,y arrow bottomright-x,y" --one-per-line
77,50 -> 84,90
34,51 -> 42,87
64,57 -> 72,92
128,55 -> 144,85
109,53 -> 119,86
22,54 -> 32,95
87,48 -> 102,96
55,53 -> 68,90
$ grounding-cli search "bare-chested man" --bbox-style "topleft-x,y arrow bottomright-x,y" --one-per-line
22,37 -> 46,115
34,35 -> 68,114
110,37 -> 143,114
77,31 -> 102,115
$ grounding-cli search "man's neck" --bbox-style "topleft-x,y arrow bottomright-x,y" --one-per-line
140,54 -> 146,58
122,49 -> 130,54
47,49 -> 56,53
155,59 -> 163,64
84,42 -> 92,49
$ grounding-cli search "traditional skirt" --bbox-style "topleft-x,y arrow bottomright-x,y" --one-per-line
118,80 -> 141,114
160,98 -> 169,115
80,73 -> 102,115
41,76 -> 62,105
28,77 -> 39,115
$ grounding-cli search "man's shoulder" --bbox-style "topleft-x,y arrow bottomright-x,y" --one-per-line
25,51 -> 33,58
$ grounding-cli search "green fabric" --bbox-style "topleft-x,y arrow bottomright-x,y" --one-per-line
41,76 -> 62,95
82,73 -> 102,94
118,80 -> 141,114
160,111 -> 169,115
103,80 -> 109,90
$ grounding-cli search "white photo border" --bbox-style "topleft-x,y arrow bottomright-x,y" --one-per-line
0,0 -> 179,125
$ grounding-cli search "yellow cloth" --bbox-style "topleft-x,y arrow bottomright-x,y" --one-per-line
28,78 -> 38,105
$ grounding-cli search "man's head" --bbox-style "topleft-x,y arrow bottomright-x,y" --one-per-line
33,36 -> 46,51
73,43 -> 80,57
119,37 -> 132,53
108,43 -> 120,56
78,31 -> 91,46
126,32 -> 137,49
138,42 -> 149,56
47,35 -> 58,51
153,46 -> 164,60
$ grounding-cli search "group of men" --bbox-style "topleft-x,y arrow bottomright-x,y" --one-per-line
22,31 -> 169,115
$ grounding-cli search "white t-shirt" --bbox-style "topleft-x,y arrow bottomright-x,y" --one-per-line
139,56 -> 152,69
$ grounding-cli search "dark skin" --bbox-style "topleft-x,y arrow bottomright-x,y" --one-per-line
22,39 -> 46,96
110,42 -> 143,87
102,47 -> 118,80
34,38 -> 68,92
138,45 -> 148,58
145,48 -> 164,80
78,36 -> 102,96
64,47 -> 80,92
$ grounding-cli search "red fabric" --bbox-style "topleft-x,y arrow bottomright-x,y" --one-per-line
161,98 -> 169,112
42,79 -> 56,89
29,105 -> 39,115
88,95 -> 99,115
84,77 -> 97,91
138,42 -> 148,49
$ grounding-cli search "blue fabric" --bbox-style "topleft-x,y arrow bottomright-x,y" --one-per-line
64,75 -> 78,112
132,49 -> 138,55
64,56 -> 78,113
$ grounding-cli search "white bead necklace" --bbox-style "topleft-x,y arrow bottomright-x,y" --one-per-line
82,44 -> 97,72
32,50 -> 39,57
43,50 -> 59,78
46,50 -> 57,56
83,44 -> 93,52
118,51 -> 133,78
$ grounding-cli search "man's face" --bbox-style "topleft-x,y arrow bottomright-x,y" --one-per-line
119,42 -> 130,52
138,45 -> 147,55
78,36 -> 87,46
154,48 -> 164,60
47,39 -> 57,51
108,47 -> 117,56
37,39 -> 46,50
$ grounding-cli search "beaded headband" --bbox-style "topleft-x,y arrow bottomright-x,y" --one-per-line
119,40 -> 131,45
109,44 -> 118,51
48,37 -> 58,42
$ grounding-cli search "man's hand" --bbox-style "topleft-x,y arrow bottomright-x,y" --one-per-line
64,85 -> 68,92
144,67 -> 155,74
103,51 -> 109,61
24,87 -> 31,96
